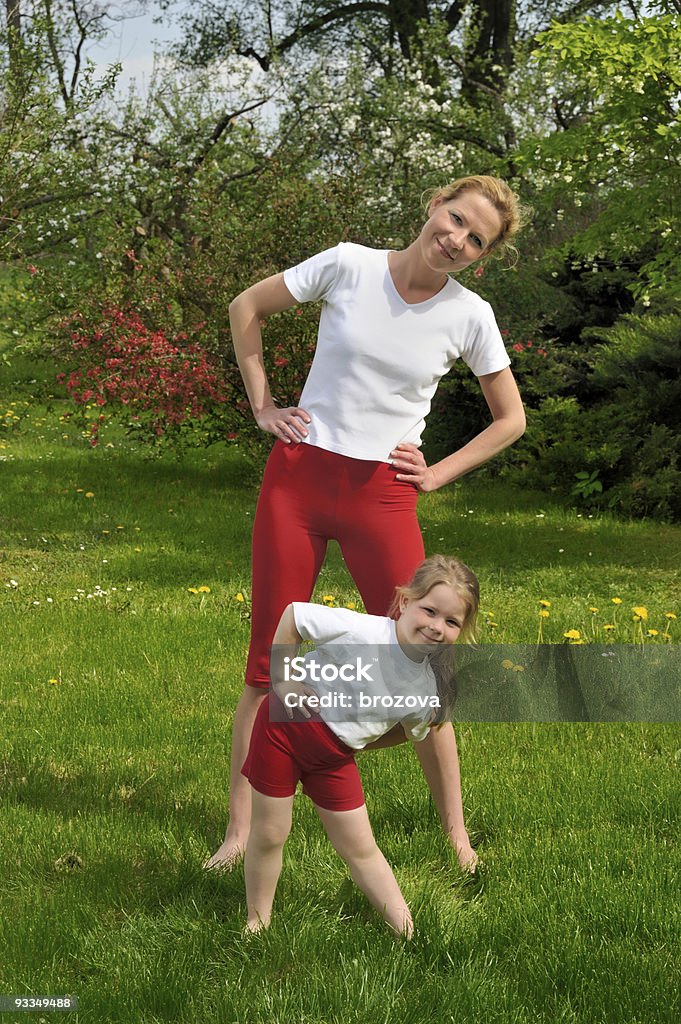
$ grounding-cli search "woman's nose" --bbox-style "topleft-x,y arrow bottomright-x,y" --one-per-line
448,227 -> 467,249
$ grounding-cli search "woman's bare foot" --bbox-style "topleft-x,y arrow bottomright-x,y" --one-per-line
203,687 -> 267,872
203,835 -> 247,871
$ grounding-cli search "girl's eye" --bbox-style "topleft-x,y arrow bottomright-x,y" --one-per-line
471,235 -> 483,249
450,212 -> 462,224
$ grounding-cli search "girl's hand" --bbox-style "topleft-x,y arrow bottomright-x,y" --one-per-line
390,443 -> 438,492
256,404 -> 311,444
451,834 -> 479,874
272,679 -> 319,720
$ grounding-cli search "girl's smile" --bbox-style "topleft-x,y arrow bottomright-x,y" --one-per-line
396,583 -> 469,661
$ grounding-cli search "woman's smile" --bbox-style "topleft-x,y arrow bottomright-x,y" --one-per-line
436,239 -> 456,261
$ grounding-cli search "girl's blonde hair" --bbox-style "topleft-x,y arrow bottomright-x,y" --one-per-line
389,555 -> 480,722
425,174 -> 530,265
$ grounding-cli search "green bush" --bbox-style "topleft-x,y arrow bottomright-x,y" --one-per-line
504,315 -> 681,520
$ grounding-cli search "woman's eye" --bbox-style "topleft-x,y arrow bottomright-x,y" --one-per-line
450,212 -> 462,224
471,235 -> 483,248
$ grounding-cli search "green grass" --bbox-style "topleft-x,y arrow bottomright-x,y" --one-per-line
1,347 -> 680,1023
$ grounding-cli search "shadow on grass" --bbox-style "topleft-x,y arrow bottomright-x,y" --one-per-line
5,433 -> 681,583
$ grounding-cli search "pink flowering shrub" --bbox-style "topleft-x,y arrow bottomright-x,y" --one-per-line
56,306 -> 235,446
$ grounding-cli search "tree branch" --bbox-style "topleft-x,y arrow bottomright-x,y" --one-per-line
235,1 -> 391,70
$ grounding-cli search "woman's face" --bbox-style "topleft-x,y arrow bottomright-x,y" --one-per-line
419,190 -> 503,275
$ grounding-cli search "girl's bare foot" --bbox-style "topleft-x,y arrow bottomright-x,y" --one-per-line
203,836 -> 247,871
244,917 -> 267,935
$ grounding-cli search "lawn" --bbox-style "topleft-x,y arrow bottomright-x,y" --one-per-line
1,348 -> 679,1024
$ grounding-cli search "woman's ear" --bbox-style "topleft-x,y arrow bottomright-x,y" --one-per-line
427,195 -> 444,218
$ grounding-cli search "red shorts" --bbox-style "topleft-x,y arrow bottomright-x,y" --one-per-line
241,695 -> 365,811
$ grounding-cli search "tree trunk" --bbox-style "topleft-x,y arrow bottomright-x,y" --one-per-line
463,0 -> 516,100
388,0 -> 431,59
6,0 -> 22,78
6,0 -> 20,34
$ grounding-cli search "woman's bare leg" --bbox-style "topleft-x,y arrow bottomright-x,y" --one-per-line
244,791 -> 294,932
316,803 -> 413,938
204,686 -> 267,871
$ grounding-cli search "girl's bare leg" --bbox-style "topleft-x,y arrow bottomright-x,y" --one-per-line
244,791 -> 294,932
204,686 -> 267,871
316,804 -> 413,938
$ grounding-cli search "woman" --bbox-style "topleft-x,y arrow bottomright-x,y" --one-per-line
205,174 -> 527,873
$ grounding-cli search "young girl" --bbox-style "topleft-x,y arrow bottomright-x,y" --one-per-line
207,175 -> 527,874
241,555 -> 479,938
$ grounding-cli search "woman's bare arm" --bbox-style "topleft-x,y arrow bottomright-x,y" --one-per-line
390,366 -> 526,491
229,273 -> 311,443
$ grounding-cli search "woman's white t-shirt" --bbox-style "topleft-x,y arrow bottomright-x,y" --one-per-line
291,602 -> 439,751
283,242 -> 510,463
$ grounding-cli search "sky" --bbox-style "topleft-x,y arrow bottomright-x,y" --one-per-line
84,2 -> 185,95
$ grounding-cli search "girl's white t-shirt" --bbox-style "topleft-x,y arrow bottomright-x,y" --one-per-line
291,602 -> 439,750
283,242 -> 510,463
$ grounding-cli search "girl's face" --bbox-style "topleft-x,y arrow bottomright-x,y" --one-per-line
396,583 -> 469,659
419,190 -> 503,274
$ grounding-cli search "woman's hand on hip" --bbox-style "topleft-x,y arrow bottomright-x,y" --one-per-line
390,443 -> 438,492
256,404 -> 311,444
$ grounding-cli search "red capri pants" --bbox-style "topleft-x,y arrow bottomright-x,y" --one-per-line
246,441 -> 425,688
241,695 -> 365,811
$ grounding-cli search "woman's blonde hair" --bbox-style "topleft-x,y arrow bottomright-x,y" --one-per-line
389,555 -> 480,722
425,174 -> 530,265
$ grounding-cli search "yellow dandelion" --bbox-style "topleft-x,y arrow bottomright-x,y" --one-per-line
187,587 -> 199,594
486,610 -> 495,617
322,594 -> 335,605
48,677 -> 59,685
488,621 -> 499,628
102,529 -> 110,535
134,547 -> 141,553
345,602 -> 357,610
501,659 -> 514,669
603,624 -> 615,631
539,600 -> 551,608
197,586 -> 211,594
589,606 -> 599,613
539,609 -> 550,618
563,629 -> 581,640
611,597 -> 622,605
569,639 -> 585,645
235,592 -> 245,603
512,664 -> 525,672
665,612 -> 677,620
646,629 -> 659,637
632,606 -> 648,621
85,492 -> 94,498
